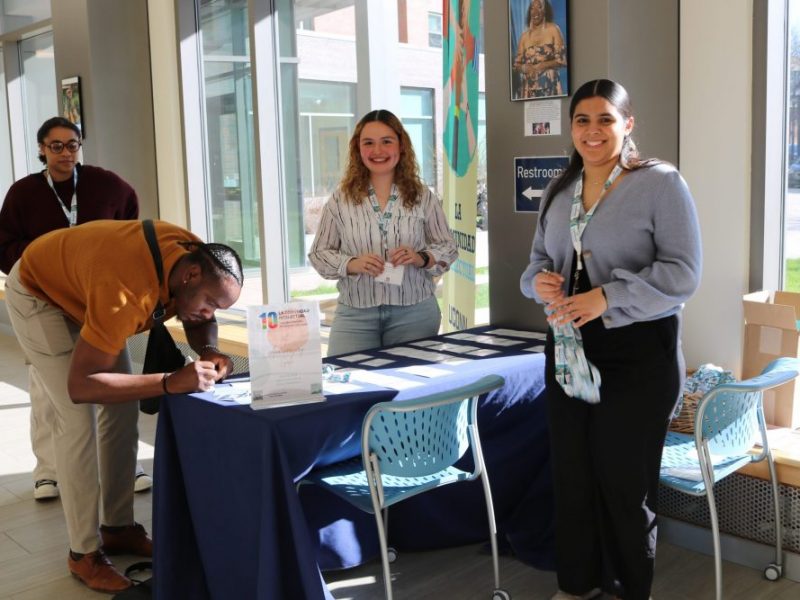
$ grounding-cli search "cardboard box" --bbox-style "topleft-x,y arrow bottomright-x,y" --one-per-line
742,290 -> 800,428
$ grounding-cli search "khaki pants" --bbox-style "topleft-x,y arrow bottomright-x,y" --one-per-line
5,262 -> 138,553
29,364 -> 57,481
29,362 -> 148,483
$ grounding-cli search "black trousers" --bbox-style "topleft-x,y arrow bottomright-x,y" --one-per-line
545,314 -> 683,600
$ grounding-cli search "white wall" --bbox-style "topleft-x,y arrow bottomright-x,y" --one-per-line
680,0 -> 753,373
148,0 -> 187,226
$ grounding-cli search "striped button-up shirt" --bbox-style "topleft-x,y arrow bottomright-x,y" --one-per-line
308,187 -> 458,308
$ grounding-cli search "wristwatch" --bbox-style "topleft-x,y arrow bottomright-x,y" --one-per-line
418,251 -> 430,268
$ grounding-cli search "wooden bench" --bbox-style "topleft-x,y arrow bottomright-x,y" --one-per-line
165,314 -> 249,358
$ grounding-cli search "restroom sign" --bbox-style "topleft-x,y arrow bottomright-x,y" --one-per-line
515,156 -> 569,212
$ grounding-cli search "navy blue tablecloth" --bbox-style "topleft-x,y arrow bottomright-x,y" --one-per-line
153,385 -> 398,600
153,326 -> 553,599
308,327 -> 554,572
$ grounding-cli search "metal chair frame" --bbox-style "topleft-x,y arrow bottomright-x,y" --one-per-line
660,357 -> 800,600
302,374 -> 510,600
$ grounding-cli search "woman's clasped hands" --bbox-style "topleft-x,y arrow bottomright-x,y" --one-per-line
347,245 -> 426,277
534,270 -> 607,328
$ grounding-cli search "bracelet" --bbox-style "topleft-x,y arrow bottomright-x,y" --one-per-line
162,372 -> 172,395
199,344 -> 219,355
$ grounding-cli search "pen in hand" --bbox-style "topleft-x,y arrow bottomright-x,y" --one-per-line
537,267 -> 565,304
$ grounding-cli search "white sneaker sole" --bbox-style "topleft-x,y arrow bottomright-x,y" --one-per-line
33,483 -> 59,500
134,473 -> 152,493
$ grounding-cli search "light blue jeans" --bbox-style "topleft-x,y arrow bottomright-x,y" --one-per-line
327,296 -> 441,356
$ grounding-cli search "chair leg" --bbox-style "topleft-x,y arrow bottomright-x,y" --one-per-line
479,472 -> 501,590
698,458 -> 722,600
372,507 -> 394,600
472,421 -> 501,592
383,507 -> 390,545
766,450 -> 784,573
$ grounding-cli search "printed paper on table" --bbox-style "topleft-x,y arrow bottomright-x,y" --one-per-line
247,302 -> 324,408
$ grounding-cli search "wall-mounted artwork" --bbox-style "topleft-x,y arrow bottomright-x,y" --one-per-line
508,0 -> 569,101
61,76 -> 84,136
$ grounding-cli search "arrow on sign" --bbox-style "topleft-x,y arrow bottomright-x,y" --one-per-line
522,187 -> 543,200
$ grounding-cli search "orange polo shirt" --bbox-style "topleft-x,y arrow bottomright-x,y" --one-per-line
19,220 -> 201,355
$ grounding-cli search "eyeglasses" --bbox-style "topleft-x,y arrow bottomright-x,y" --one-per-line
43,140 -> 81,154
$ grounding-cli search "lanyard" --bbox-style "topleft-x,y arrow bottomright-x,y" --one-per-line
367,184 -> 399,255
45,168 -> 78,227
569,164 -> 622,292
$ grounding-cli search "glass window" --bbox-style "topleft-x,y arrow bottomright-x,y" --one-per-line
399,87 -> 435,187
0,48 -> 14,198
185,0 -> 487,323
298,80 -> 356,199
477,92 -> 487,231
19,31 -> 57,174
428,12 -> 442,48
786,1 -> 800,290
197,0 -> 258,277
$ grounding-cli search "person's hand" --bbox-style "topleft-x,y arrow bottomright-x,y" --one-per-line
546,287 -> 607,328
346,253 -> 385,276
535,270 -> 565,303
199,348 -> 234,381
168,360 -> 219,393
387,245 -> 425,267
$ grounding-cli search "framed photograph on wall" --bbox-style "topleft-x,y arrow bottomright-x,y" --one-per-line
60,76 -> 84,137
508,0 -> 569,101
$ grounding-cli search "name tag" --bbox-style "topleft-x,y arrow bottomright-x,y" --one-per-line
377,263 -> 405,286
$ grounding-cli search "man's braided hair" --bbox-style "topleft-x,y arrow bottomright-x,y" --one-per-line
178,241 -> 244,287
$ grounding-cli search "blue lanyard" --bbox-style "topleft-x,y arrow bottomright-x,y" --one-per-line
367,185 -> 399,254
45,168 -> 78,227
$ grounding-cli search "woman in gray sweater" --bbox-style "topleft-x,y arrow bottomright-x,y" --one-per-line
521,79 -> 702,600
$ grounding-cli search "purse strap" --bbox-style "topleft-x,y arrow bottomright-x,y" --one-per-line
142,219 -> 167,324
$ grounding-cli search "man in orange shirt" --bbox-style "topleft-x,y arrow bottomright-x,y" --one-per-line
4,220 -> 243,593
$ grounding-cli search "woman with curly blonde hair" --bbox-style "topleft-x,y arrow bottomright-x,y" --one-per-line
309,109 -> 458,355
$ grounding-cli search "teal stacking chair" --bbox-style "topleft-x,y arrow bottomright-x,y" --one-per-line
660,357 -> 800,600
302,375 -> 510,600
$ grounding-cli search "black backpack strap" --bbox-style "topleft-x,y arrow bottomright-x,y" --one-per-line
142,220 -> 166,323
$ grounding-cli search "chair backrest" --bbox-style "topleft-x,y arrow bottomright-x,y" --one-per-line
362,375 -> 505,478
696,357 -> 800,456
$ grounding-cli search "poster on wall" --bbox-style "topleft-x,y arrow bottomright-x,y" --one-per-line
524,99 -> 562,136
515,155 -> 569,212
508,0 -> 569,101
60,76 -> 84,137
246,302 -> 324,408
442,0 -> 481,332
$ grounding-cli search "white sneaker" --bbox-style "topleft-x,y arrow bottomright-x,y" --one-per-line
33,479 -> 59,501
550,589 -> 602,600
134,472 -> 153,493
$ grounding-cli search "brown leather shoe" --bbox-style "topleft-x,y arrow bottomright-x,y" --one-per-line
100,522 -> 153,557
68,550 -> 132,593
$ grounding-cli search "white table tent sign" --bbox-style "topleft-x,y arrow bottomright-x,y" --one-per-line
246,301 -> 324,408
